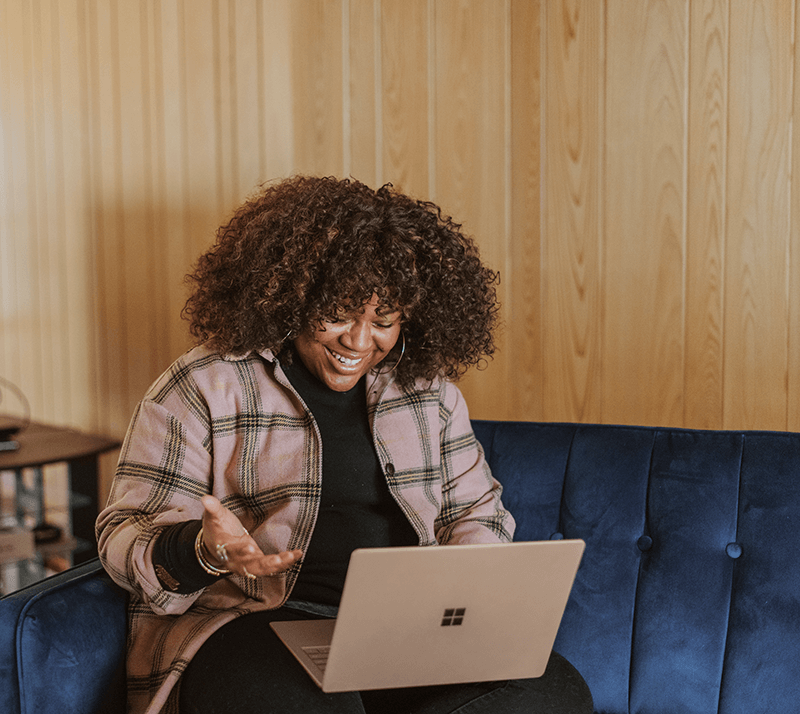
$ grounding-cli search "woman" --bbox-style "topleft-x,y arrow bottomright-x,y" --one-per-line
96,176 -> 592,714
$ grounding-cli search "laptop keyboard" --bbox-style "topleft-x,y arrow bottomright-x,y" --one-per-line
302,645 -> 331,672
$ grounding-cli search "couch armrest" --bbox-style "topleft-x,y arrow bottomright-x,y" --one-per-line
0,558 -> 128,714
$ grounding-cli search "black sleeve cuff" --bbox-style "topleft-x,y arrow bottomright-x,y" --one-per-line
152,520 -> 222,593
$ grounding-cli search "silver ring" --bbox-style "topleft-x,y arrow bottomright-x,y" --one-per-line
242,566 -> 256,580
215,543 -> 229,562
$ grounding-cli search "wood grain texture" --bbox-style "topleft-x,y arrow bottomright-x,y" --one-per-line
381,0 -> 429,197
685,0 -> 727,428
290,0 -> 344,176
434,0 -> 509,420
6,0 -> 800,508
3,1 -> 45,419
508,0 -> 543,420
153,0 -> 195,365
603,0 -> 686,427
724,0 -> 792,430
348,0 -> 378,186
790,0 -> 800,431
260,0 -> 295,180
542,0 -> 602,423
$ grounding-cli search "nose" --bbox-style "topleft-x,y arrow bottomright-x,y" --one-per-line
340,320 -> 372,352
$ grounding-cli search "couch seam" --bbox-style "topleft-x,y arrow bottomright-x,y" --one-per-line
626,429 -> 658,714
557,425 -> 580,538
714,433 -> 745,714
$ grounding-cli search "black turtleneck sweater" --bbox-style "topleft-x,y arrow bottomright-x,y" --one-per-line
281,354 -> 418,605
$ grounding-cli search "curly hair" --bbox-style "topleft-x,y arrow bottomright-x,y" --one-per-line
183,175 -> 499,388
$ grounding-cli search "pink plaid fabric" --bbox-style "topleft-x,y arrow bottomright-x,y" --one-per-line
96,344 -> 514,714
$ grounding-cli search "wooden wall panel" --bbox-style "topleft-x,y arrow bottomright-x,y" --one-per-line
6,0 -> 800,501
685,0 -> 727,429
348,0 -> 378,185
290,0 -> 344,176
507,0 -> 543,420
0,2 -> 16,385
434,0 -> 510,420
146,0 -> 188,366
603,0 -> 686,427
542,0 -> 602,423
260,0 -> 295,181
790,1 -> 800,432
3,1 -> 36,417
724,0 -> 793,430
380,0 -> 430,198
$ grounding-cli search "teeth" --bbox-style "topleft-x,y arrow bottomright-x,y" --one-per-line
331,351 -> 361,366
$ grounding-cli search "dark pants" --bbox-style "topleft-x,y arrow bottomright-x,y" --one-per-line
179,608 -> 593,714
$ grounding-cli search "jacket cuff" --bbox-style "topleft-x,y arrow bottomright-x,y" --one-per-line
152,520 -> 221,593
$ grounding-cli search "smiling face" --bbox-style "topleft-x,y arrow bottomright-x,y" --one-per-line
292,294 -> 402,392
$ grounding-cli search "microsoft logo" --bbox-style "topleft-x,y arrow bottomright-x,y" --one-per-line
441,607 -> 466,626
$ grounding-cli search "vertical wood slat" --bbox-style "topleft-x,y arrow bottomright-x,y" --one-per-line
290,0 -> 344,176
603,0 -> 687,427
508,0 -> 543,421
75,0 -> 102,429
4,2 -> 46,418
0,0 -> 20,398
434,0 -> 509,420
790,0 -> 800,432
380,0 -> 429,198
542,0 -> 602,423
158,0 -> 193,363
685,0 -> 727,429
86,0 -> 121,433
348,0 -> 378,186
37,0 -> 70,424
140,0 -> 172,376
259,0 -> 294,181
116,0 -> 155,424
724,0 -> 793,430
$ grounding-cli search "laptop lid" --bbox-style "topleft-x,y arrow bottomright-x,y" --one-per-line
271,539 -> 584,692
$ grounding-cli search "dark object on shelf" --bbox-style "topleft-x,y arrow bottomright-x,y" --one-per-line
0,417 -> 24,442
33,522 -> 63,545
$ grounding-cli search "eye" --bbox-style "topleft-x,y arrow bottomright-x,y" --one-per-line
374,314 -> 401,329
322,309 -> 351,325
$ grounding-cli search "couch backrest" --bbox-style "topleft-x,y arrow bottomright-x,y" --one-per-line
5,420 -> 800,714
0,558 -> 128,714
472,420 -> 800,714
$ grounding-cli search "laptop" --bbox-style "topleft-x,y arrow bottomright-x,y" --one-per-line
270,539 -> 585,692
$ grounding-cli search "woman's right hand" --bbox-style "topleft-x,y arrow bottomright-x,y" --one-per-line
199,495 -> 302,579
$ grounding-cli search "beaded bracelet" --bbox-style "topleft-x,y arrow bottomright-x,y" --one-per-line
194,527 -> 231,576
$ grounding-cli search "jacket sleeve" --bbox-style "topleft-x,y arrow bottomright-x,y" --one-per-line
95,378 -> 216,616
434,381 -> 516,545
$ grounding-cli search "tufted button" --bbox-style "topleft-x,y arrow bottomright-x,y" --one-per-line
726,542 -> 743,559
385,463 -> 395,476
550,532 -> 564,540
637,536 -> 653,552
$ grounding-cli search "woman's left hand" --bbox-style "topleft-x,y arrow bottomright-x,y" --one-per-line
199,495 -> 303,579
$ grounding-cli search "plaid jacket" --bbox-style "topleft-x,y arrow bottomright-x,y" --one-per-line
96,344 -> 515,714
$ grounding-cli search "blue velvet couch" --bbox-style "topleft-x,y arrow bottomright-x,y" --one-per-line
3,420 -> 800,713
